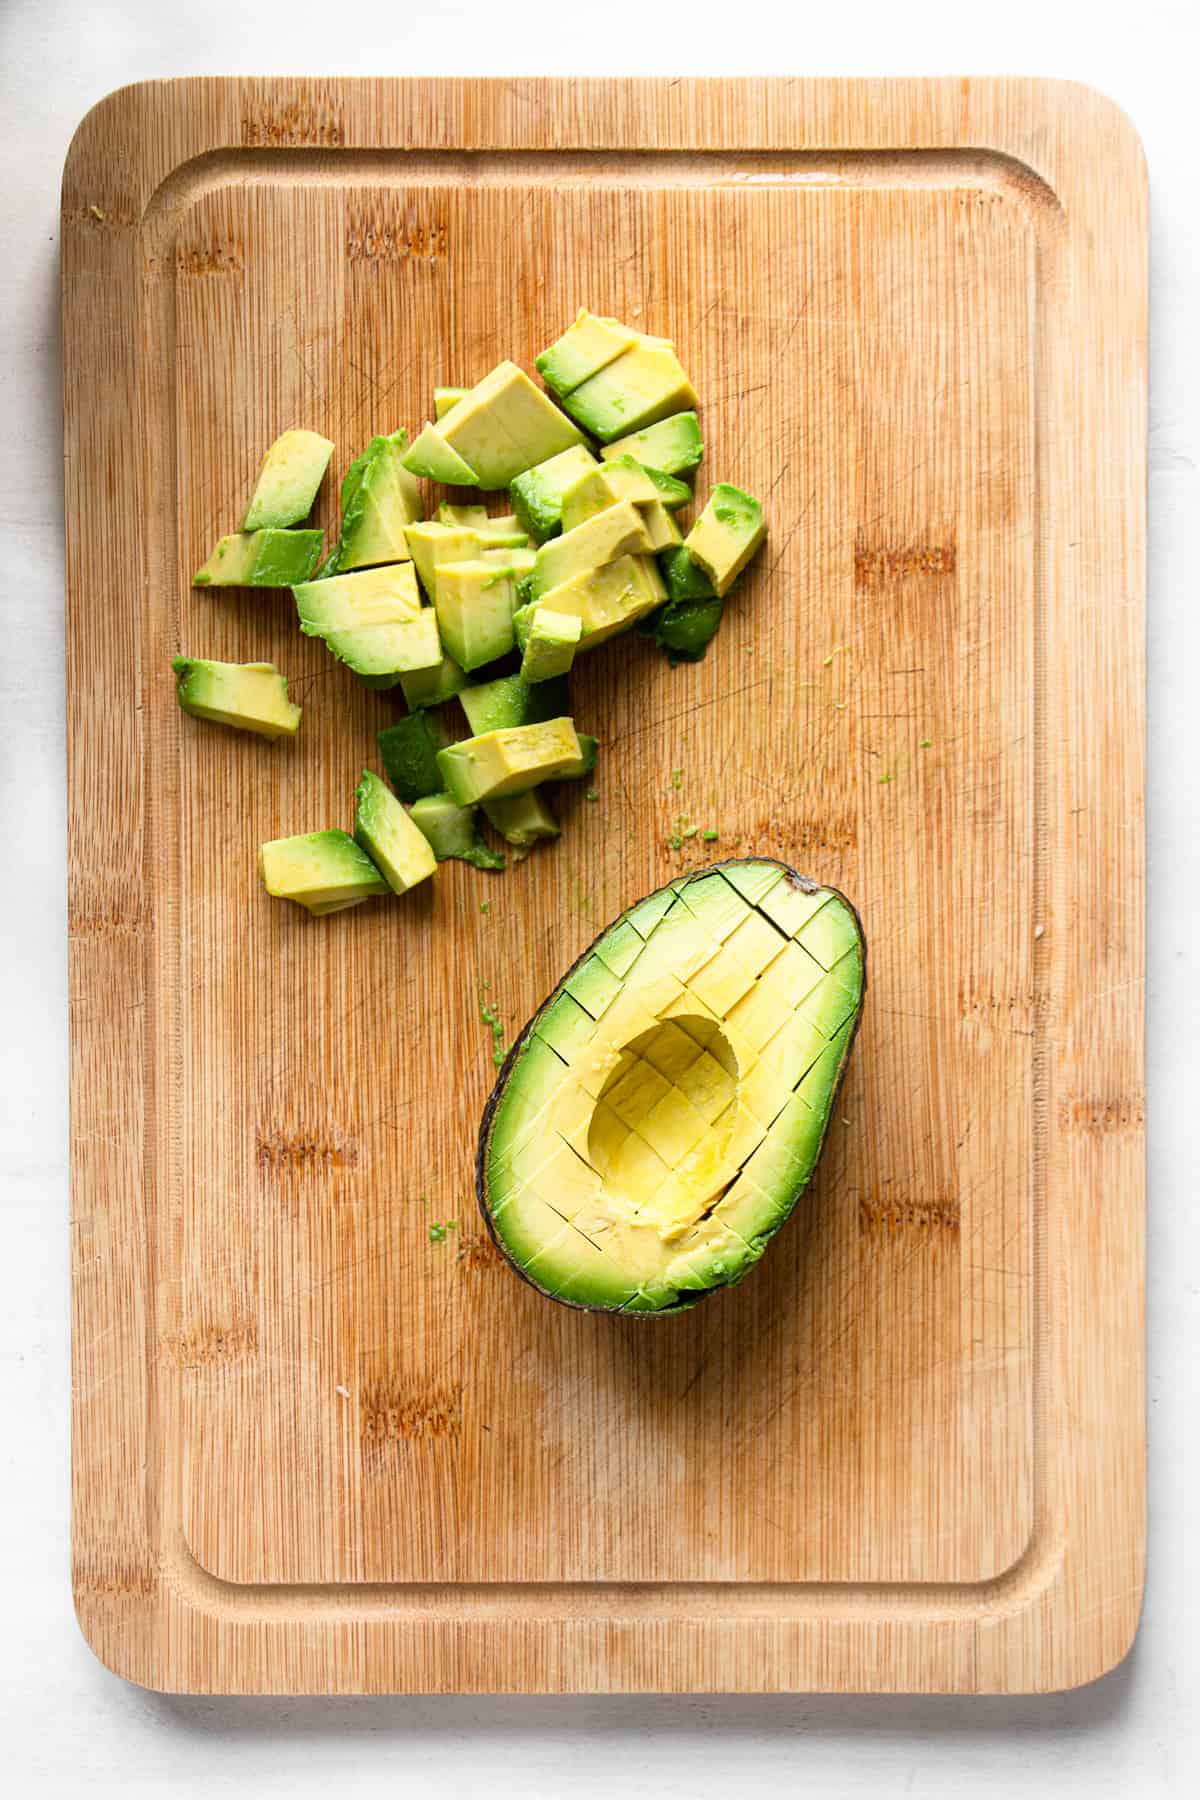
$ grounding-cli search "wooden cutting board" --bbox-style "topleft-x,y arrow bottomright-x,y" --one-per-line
64,77 -> 1146,1695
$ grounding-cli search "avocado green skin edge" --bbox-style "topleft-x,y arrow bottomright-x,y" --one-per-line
474,856 -> 868,1317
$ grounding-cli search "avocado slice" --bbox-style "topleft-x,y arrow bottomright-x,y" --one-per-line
477,859 -> 865,1313
324,431 -> 423,572
172,657 -> 301,740
242,429 -> 334,530
601,411 -> 704,477
431,361 -> 587,490
530,502 -> 654,599
193,529 -> 324,587
561,339 -> 698,444
353,769 -> 437,894
399,652 -> 468,711
377,711 -> 450,802
482,789 -> 560,847
259,829 -> 389,914
437,502 -> 490,528
324,609 -> 442,687
402,422 -> 480,486
409,792 -> 506,870
521,553 -> 666,648
433,561 -> 517,671
684,484 -> 767,597
293,562 -> 421,635
519,607 -> 582,683
436,718 -> 583,805
509,444 -> 599,542
434,386 -> 470,420
535,309 -> 638,396
459,673 -> 568,736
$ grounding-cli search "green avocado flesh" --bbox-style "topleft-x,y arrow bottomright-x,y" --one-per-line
477,859 -> 864,1313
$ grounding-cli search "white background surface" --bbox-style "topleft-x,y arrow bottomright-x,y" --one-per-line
2,1 -> 1195,1792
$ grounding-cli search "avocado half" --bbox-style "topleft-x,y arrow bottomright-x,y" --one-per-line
476,858 -> 865,1315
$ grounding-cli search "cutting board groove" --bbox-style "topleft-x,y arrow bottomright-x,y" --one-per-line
65,77 -> 1145,1694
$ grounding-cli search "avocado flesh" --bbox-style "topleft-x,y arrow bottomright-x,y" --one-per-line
324,609 -> 442,683
482,788 -> 559,847
193,529 -> 324,587
409,792 -> 506,870
325,431 -> 422,572
684,483 -> 766,597
172,657 -> 300,740
562,341 -> 698,444
294,562 -> 420,634
399,652 -> 468,710
478,860 -> 864,1313
242,429 -> 334,530
536,309 -> 638,396
435,361 -> 587,489
510,444 -> 599,542
601,411 -> 704,477
434,386 -> 470,420
459,673 -> 568,736
436,718 -> 583,805
520,606 -> 581,683
259,829 -> 389,913
353,769 -> 437,894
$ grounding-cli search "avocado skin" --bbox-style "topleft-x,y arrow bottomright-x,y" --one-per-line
475,858 -> 867,1316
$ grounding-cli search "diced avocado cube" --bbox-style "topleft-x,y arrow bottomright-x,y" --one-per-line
404,521 -> 528,600
641,597 -> 724,663
324,609 -> 442,686
536,310 -> 639,396
436,718 -> 583,805
437,501 -> 490,528
433,560 -> 517,671
639,499 -> 683,551
560,457 -> 689,531
526,552 -> 666,647
409,792 -> 506,870
659,544 -> 716,602
530,501 -> 654,599
434,386 -> 470,420
193,529 -> 324,587
509,445 -> 599,542
172,657 -> 300,740
353,769 -> 437,894
402,422 -> 479,484
488,514 -> 522,533
561,339 -> 698,443
377,711 -> 450,802
399,652 -> 468,710
482,788 -> 560,847
293,562 -> 420,635
519,606 -> 582,683
324,431 -> 423,572
481,544 -> 537,589
459,673 -> 568,736
242,429 -> 334,530
435,360 -> 587,489
601,410 -> 704,476
684,483 -> 767,596
259,829 -> 388,914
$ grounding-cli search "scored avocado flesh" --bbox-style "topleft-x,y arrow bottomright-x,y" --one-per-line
477,858 -> 865,1313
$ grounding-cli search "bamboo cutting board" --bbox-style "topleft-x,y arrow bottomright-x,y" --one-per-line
64,78 -> 1146,1695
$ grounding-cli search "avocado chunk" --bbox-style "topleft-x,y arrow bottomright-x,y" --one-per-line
601,410 -> 704,477
432,561 -> 517,671
530,501 -> 654,599
324,431 -> 423,572
560,458 -> 689,531
259,829 -> 389,914
561,339 -> 698,443
434,386 -> 470,420
353,769 -> 437,894
404,521 -> 528,600
402,422 -> 480,485
324,609 -> 442,687
399,652 -> 468,711
193,529 -> 323,587
242,429 -> 334,530
377,711 -> 450,802
660,544 -> 716,602
509,444 -> 599,542
293,562 -> 420,634
477,859 -> 865,1312
536,310 -> 639,396
519,607 -> 582,683
172,657 -> 301,740
431,360 -> 587,489
437,502 -> 491,528
409,792 -> 505,870
482,788 -> 560,847
437,718 -> 583,805
459,673 -> 568,736
684,483 -> 767,597
638,499 -> 684,552
641,596 -> 724,663
558,733 -> 599,779
522,553 -> 666,648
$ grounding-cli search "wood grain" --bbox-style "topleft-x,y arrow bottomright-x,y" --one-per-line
64,78 -> 1146,1694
